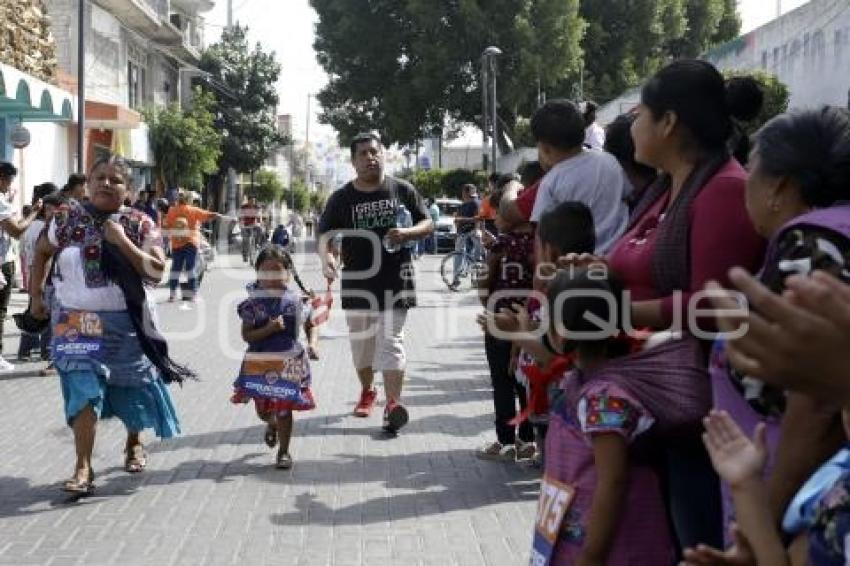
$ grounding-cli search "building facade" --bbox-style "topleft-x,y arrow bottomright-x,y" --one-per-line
705,0 -> 850,110
0,0 -> 76,210
46,0 -> 214,193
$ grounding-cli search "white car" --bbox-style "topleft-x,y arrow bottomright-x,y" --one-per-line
434,197 -> 462,253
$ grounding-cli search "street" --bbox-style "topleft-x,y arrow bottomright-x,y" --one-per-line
0,245 -> 538,566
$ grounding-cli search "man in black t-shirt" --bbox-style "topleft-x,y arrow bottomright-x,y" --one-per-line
317,132 -> 433,434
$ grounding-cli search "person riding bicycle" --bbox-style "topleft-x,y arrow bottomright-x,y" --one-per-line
240,196 -> 265,262
450,184 -> 481,290
271,222 -> 292,251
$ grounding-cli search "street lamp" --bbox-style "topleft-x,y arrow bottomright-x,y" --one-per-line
482,46 -> 502,175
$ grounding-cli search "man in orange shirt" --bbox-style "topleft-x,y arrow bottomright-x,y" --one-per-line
163,192 -> 231,302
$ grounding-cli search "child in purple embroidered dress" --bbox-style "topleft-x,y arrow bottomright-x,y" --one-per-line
231,245 -> 315,469
530,268 -> 673,565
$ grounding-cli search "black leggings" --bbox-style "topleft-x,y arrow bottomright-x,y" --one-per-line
484,333 -> 534,445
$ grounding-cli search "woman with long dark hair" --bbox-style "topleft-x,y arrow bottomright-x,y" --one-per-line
30,156 -> 192,493
561,59 -> 767,552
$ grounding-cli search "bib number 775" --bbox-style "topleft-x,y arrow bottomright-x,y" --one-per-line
535,476 -> 575,543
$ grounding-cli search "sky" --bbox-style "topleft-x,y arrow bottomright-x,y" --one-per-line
203,0 -> 813,149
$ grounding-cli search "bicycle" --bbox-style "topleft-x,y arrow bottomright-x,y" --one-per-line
440,229 -> 489,292
242,224 -> 266,266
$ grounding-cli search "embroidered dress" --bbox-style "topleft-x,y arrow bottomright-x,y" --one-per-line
231,284 -> 315,414
48,202 -> 180,438
809,467 -> 850,565
712,204 -> 850,543
532,374 -> 674,565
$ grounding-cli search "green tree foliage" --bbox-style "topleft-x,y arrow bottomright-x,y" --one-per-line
310,0 -> 743,143
581,0 -> 740,103
401,168 -> 488,200
283,180 -> 311,213
310,191 -> 328,213
725,70 -> 790,137
144,88 -> 221,189
199,25 -> 287,174
253,169 -> 284,203
310,0 -> 584,146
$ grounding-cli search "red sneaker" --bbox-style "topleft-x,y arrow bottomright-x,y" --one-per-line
353,388 -> 377,417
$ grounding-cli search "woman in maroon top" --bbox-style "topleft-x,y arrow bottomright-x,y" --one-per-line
566,60 -> 766,553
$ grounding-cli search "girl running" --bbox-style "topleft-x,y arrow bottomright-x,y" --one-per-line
231,245 -> 315,469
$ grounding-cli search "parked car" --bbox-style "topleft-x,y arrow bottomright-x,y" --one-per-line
434,197 -> 462,253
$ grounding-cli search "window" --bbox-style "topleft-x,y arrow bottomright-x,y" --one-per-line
761,50 -> 768,68
804,32 -> 811,57
814,30 -> 825,58
836,29 -> 844,57
127,43 -> 148,110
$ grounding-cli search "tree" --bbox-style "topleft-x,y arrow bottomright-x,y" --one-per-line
310,0 -> 584,146
283,180 -> 311,213
199,25 -> 287,175
144,88 -> 222,189
253,169 -> 284,203
579,0 -> 740,104
665,0 -> 740,59
309,191 -> 328,213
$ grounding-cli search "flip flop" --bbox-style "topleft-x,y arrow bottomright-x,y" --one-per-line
62,469 -> 94,494
124,445 -> 147,473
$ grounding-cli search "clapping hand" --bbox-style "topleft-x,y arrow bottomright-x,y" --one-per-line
681,523 -> 756,566
708,269 -> 850,402
702,410 -> 767,489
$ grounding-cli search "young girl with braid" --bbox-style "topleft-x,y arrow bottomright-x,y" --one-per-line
231,245 -> 316,469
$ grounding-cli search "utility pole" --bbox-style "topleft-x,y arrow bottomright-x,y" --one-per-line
224,0 -> 236,214
304,93 -> 311,192
76,0 -> 85,172
483,46 -> 502,175
480,56 -> 489,174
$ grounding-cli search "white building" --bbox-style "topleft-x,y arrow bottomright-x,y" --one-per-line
704,0 -> 849,109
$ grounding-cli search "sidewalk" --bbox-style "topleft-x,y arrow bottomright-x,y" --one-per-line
0,249 -> 539,566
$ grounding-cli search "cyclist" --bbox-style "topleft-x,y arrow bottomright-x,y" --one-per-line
239,196 -> 265,262
450,184 -> 481,290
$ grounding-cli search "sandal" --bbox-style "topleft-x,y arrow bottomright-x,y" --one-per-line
275,451 -> 293,470
124,444 -> 147,473
263,423 -> 277,448
62,469 -> 94,494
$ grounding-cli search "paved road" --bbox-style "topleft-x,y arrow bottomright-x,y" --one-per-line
0,244 -> 539,566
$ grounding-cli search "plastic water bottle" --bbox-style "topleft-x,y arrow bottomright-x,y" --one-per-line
383,204 -> 412,253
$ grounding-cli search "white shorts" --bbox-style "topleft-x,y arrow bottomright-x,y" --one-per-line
345,309 -> 408,372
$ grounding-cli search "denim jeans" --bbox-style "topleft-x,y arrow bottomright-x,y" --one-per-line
169,245 -> 198,297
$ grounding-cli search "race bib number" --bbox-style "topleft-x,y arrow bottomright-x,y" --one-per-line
530,475 -> 575,566
54,311 -> 104,359
237,354 -> 309,402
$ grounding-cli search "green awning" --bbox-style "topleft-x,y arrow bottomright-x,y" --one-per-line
0,62 -> 75,123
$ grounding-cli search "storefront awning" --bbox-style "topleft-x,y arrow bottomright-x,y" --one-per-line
0,62 -> 75,122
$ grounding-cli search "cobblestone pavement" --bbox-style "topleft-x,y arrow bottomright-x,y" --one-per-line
0,243 -> 539,566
